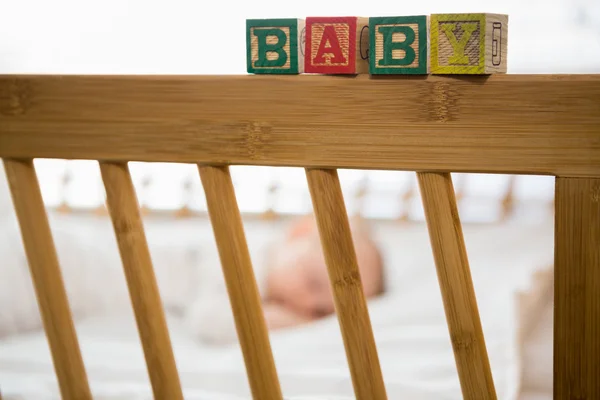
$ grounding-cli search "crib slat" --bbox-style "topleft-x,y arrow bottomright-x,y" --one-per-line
554,177 -> 600,399
99,161 -> 184,400
198,165 -> 283,400
305,168 -> 387,400
3,158 -> 92,400
417,172 -> 496,400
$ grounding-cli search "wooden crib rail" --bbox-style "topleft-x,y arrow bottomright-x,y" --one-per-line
306,168 -> 387,399
3,159 -> 92,400
100,162 -> 184,399
554,178 -> 600,400
0,74 -> 599,177
198,165 -> 282,400
418,172 -> 496,398
1,74 -> 599,400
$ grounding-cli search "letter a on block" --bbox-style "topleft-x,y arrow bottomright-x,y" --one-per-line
304,17 -> 370,74
369,16 -> 429,75
313,25 -> 347,65
430,13 -> 508,74
247,19 -> 305,74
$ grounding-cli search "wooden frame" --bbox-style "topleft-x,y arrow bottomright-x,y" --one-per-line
1,74 -> 598,400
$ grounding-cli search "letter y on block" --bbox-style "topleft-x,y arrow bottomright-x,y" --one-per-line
430,13 -> 508,74
247,19 -> 305,74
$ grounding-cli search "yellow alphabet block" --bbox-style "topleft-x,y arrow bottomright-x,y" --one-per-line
431,13 -> 508,74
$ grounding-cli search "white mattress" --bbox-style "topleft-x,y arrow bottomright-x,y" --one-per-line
0,216 -> 555,400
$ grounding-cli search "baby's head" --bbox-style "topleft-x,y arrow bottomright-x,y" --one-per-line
264,214 -> 385,320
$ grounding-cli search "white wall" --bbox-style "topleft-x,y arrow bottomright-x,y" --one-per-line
1,0 -> 599,74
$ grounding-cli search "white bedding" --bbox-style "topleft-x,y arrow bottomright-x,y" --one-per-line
0,214 -> 554,400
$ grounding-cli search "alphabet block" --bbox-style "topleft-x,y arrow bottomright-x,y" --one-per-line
369,16 -> 429,75
246,19 -> 305,74
430,13 -> 508,74
304,17 -> 370,74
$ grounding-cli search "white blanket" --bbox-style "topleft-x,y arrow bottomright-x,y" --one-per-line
0,214 -> 554,400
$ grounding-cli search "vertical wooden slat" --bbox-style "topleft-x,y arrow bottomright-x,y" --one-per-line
3,158 -> 92,400
554,177 -> 600,399
99,161 -> 183,400
417,172 -> 496,400
305,168 -> 387,400
198,165 -> 283,400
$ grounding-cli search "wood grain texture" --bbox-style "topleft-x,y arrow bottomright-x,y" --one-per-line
198,165 -> 283,400
417,172 -> 496,400
99,161 -> 184,400
554,177 -> 600,399
305,168 -> 387,400
0,74 -> 598,177
3,158 -> 92,400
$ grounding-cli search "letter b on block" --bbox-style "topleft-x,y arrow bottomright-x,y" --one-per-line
369,16 -> 430,75
247,19 -> 305,74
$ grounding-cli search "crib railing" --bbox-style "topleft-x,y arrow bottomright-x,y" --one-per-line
1,74 -> 599,400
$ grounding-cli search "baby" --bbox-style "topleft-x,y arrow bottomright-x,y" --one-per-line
185,213 -> 385,343
260,214 -> 386,331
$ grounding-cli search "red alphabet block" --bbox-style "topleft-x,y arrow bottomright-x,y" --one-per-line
304,17 -> 370,74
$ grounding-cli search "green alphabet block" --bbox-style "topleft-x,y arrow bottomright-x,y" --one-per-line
369,16 -> 429,75
246,19 -> 305,74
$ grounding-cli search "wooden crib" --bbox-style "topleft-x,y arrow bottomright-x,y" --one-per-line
0,74 -> 598,400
